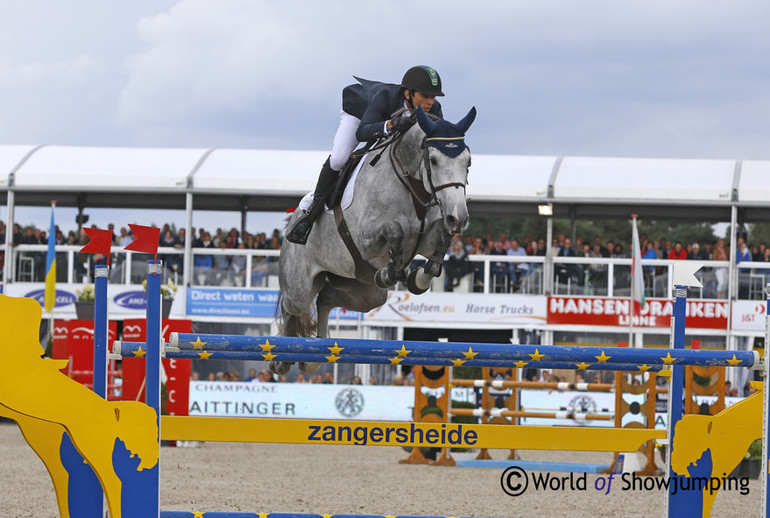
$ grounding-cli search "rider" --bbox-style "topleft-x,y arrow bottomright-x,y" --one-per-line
286,66 -> 445,245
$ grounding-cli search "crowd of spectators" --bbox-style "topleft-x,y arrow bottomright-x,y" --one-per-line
0,221 -> 284,285
441,231 -> 767,298
4,219 -> 770,297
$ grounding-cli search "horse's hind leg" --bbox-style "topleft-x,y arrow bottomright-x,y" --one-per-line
363,221 -> 406,288
297,303 -> 332,374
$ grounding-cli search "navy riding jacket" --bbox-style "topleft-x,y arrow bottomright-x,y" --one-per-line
342,77 -> 443,143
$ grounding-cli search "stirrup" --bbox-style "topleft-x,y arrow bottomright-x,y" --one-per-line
286,213 -> 313,245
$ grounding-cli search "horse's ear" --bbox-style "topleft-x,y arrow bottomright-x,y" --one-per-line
415,106 -> 437,135
456,107 -> 477,134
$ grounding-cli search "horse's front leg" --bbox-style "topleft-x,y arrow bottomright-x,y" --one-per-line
363,221 -> 406,288
407,228 -> 452,294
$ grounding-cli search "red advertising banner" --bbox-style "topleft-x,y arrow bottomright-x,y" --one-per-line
547,296 -> 728,329
52,320 -> 118,396
121,318 -> 192,416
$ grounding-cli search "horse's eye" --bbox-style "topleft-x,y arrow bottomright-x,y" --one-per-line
430,156 -> 438,166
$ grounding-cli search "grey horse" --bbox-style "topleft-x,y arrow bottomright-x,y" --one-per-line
272,106 -> 476,374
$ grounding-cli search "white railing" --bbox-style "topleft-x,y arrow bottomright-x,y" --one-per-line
4,244 -> 760,301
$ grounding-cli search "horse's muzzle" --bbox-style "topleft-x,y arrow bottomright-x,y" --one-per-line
444,208 -> 469,235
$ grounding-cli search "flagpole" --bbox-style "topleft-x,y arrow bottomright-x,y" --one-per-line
46,200 -> 57,356
629,214 -> 638,349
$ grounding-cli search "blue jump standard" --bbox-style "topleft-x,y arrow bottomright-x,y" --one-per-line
455,459 -> 608,473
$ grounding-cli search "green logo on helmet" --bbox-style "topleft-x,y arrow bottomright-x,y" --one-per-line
425,67 -> 439,86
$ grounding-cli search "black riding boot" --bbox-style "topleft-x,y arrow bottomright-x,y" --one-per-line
286,158 -> 339,245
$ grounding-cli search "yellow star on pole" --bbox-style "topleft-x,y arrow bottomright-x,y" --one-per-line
727,354 -> 742,366
197,350 -> 213,360
514,360 -> 529,368
395,344 -> 412,357
463,347 -> 478,359
132,346 -> 146,358
257,514 -> 269,518
262,352 -> 276,362
595,351 -> 611,363
384,515 -> 398,518
190,337 -> 207,350
260,339 -> 276,352
452,358 -> 466,367
389,356 -> 404,365
325,355 -> 340,363
193,513 -> 204,518
660,353 -> 678,365
636,364 -> 651,372
575,362 -> 591,370
321,514 -> 334,518
327,342 -> 344,355
529,349 -> 545,361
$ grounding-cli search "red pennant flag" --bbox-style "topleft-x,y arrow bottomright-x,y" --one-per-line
80,228 -> 114,265
124,224 -> 161,259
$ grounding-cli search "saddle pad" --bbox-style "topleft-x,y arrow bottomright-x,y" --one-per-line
298,154 -> 366,214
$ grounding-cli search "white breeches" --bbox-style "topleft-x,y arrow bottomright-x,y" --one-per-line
329,111 -> 361,171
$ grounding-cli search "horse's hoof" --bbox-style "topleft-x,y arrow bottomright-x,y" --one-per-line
375,267 -> 405,288
425,260 -> 442,278
406,269 -> 430,295
374,269 -> 391,288
299,361 -> 321,373
269,361 -> 292,375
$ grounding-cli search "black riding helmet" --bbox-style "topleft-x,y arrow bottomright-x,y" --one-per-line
401,66 -> 444,97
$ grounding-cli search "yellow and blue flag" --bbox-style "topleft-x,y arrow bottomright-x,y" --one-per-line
44,206 -> 56,312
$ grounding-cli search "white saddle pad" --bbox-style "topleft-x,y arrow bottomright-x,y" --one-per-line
298,154 -> 366,213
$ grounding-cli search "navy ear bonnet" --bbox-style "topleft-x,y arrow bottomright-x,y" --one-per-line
415,106 -> 477,158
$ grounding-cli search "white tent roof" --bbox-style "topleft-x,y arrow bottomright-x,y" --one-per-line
737,160 -> 770,204
554,156 -> 735,203
13,145 -> 204,191
0,144 -> 767,219
0,145 -> 39,187
193,149 -> 327,195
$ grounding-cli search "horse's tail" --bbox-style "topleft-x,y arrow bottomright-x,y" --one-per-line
277,298 -> 317,338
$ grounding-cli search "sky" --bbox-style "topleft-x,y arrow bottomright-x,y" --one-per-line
1,0 -> 769,232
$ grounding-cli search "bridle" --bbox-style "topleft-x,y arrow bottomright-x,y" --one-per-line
387,130 -> 468,223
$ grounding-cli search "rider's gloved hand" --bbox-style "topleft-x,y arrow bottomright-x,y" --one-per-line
390,116 -> 416,133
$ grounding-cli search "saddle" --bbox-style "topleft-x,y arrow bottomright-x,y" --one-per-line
327,144 -> 371,210
326,143 -> 380,284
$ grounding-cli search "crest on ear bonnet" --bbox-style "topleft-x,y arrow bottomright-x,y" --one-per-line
415,106 -> 477,158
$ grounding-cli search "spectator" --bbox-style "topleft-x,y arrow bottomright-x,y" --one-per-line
351,376 -> 362,385
507,239 -> 529,288
713,239 -> 729,298
736,237 -> 752,264
230,242 -> 247,286
193,231 -> 215,284
489,240 -> 508,292
557,237 -> 580,286
444,239 -> 470,291
668,241 -> 688,260
689,242 -> 708,260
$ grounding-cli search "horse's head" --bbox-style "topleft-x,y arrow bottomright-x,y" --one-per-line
414,106 -> 476,235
